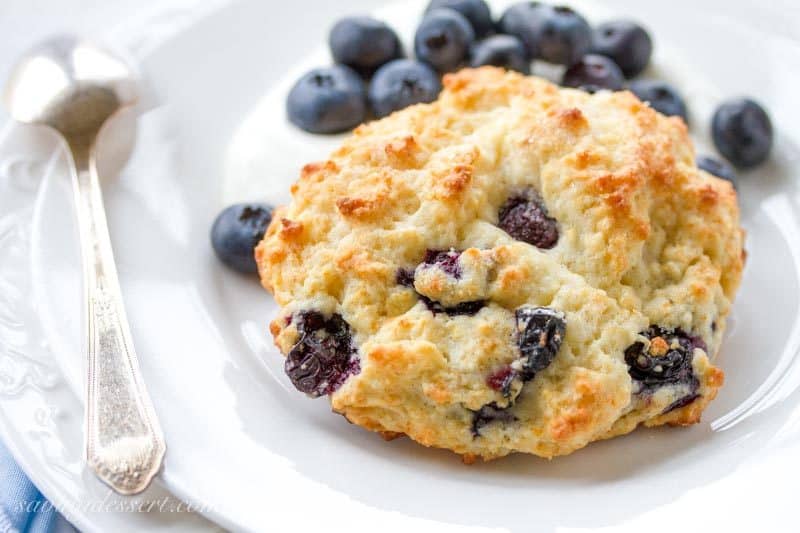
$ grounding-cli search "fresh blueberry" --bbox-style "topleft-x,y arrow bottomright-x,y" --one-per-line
498,188 -> 559,249
697,155 -> 738,188
210,203 -> 273,274
497,3 -> 541,59
712,98 -> 773,168
414,8 -> 475,73
628,80 -> 688,122
590,20 -> 653,78
624,326 -> 700,412
285,311 -> 360,397
515,306 -> 566,381
562,54 -> 624,92
368,59 -> 441,118
329,16 -> 403,76
286,65 -> 367,134
469,34 -> 531,74
426,0 -> 494,38
471,402 -> 516,436
498,3 -> 592,66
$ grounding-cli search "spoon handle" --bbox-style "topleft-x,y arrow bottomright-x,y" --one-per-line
70,146 -> 166,495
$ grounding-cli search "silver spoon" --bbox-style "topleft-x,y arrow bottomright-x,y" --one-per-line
3,36 -> 165,495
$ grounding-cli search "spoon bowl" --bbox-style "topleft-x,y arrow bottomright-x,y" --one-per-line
3,36 -> 138,155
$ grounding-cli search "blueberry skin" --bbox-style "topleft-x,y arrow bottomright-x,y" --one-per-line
624,326 -> 699,401
497,3 -> 541,59
591,20 -> 653,78
329,17 -> 402,76
471,402 -> 516,436
498,3 -> 592,66
285,311 -> 359,397
426,0 -> 494,38
628,79 -> 688,122
420,249 -> 463,278
286,65 -> 367,134
369,59 -> 442,118
697,155 -> 738,188
515,306 -> 566,381
498,189 -> 559,249
414,8 -> 476,73
562,54 -> 624,92
469,34 -> 530,74
210,203 -> 273,274
712,98 -> 773,168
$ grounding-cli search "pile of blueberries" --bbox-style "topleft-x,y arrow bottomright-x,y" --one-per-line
212,0 -> 774,274
286,1 -> 773,179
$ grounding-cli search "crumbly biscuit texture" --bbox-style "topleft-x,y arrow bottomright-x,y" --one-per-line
257,67 -> 743,460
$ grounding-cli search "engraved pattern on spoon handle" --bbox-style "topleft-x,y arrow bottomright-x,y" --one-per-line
71,148 -> 165,495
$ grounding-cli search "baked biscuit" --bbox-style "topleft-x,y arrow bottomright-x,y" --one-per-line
256,67 -> 743,460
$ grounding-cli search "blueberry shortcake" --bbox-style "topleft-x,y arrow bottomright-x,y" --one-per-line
257,67 -> 742,461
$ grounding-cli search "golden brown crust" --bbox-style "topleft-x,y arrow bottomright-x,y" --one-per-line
257,67 -> 744,460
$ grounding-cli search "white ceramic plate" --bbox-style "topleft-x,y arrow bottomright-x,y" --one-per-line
3,0 -> 800,531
